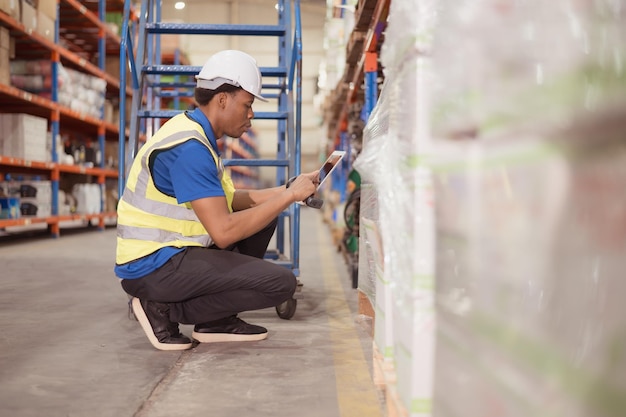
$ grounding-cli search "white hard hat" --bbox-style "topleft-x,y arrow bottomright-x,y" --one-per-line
195,50 -> 267,102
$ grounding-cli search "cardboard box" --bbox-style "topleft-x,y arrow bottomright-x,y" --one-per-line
0,26 -> 10,50
20,198 -> 51,217
0,0 -> 20,21
20,0 -> 37,34
104,187 -> 118,213
18,180 -> 52,201
36,9 -> 54,42
0,47 -> 9,85
9,35 -> 14,58
104,140 -> 118,168
0,113 -> 49,161
37,0 -> 56,20
105,56 -> 131,81
104,99 -> 114,124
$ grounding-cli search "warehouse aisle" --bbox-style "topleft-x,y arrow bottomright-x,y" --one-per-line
0,209 -> 383,417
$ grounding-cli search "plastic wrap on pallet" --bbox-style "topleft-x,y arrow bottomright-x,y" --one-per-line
354,76 -> 391,308
357,183 -> 379,304
384,57 -> 437,416
430,1 -> 626,417
380,0 -> 437,71
430,0 -> 626,141
10,60 -> 106,118
432,112 -> 626,417
356,42 -> 438,417
357,0 -> 439,413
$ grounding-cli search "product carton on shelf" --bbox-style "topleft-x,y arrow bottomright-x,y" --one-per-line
0,0 -> 20,21
20,198 -> 51,217
0,113 -> 48,161
18,180 -> 52,202
37,0 -> 57,20
20,0 -> 37,35
0,26 -> 9,85
0,47 -> 9,85
104,141 -> 119,168
36,10 -> 54,43
104,187 -> 118,213
0,26 -> 9,50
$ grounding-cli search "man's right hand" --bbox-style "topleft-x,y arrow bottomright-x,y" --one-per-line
286,174 -> 317,203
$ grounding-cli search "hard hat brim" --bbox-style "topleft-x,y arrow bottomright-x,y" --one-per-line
196,77 -> 268,102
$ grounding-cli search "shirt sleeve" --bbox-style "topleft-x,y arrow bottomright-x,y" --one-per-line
166,140 -> 225,204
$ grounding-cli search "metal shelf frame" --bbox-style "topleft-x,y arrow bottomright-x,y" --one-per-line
0,0 -> 130,236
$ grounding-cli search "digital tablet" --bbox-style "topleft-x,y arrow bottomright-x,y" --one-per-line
316,150 -> 346,190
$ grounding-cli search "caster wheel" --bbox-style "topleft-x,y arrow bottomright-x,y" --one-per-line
276,298 -> 297,320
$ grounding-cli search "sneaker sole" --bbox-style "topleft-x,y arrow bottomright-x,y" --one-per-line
191,331 -> 268,343
131,297 -> 193,351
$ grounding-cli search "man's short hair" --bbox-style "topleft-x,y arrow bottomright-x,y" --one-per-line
194,84 -> 241,106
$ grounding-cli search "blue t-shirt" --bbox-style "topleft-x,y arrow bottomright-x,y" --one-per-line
115,114 -> 224,279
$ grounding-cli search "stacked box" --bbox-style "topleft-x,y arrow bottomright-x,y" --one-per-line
0,26 -> 10,85
0,113 -> 48,161
18,179 -> 52,217
427,1 -> 626,416
36,9 -> 54,42
20,0 -> 37,35
10,61 -> 106,118
432,116 -> 626,416
37,0 -> 57,20
0,0 -> 20,21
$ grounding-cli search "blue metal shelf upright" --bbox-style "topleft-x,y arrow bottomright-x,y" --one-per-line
118,0 -> 304,319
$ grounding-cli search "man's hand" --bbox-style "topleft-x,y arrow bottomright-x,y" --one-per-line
300,170 -> 321,188
286,172 -> 318,202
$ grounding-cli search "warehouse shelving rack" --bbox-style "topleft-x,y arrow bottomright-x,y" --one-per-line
0,0 -> 130,237
118,0 -> 304,318
323,0 -> 389,292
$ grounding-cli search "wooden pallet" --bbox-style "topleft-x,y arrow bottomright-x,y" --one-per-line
372,343 -> 410,417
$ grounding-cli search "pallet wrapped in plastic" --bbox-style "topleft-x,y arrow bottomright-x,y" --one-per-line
430,1 -> 626,416
354,76 -> 390,310
354,0 -> 439,413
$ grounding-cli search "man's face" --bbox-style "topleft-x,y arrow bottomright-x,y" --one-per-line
222,89 -> 255,138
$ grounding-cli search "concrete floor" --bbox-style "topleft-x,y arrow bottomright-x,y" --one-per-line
0,209 -> 384,417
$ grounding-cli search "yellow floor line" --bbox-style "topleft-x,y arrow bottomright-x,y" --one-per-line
317,224 -> 384,417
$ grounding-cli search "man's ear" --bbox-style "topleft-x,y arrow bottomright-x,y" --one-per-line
218,91 -> 228,109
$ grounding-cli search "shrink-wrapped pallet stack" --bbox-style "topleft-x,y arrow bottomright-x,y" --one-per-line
355,0 -> 438,414
353,0 -> 626,416
431,2 -> 626,417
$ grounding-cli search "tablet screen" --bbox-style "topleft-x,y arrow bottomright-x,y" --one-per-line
317,150 -> 346,190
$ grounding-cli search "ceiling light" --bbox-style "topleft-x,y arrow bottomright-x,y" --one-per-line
175,1 -> 185,10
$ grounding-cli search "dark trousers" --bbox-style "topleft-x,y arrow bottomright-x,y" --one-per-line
121,219 -> 296,324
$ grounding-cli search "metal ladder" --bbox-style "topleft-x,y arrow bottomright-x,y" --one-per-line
117,0 -> 303,319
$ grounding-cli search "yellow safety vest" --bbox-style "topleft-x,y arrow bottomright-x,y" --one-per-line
116,113 -> 235,264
